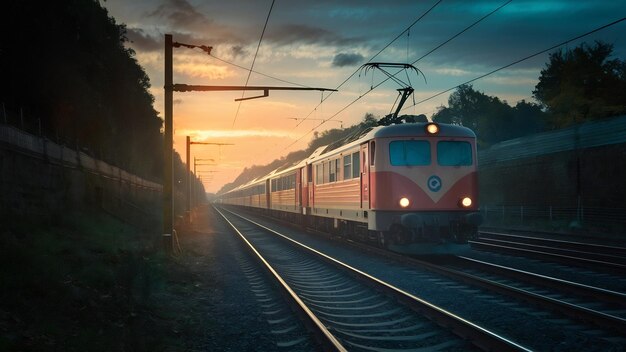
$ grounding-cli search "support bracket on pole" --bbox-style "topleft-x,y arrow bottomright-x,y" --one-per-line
235,89 -> 269,101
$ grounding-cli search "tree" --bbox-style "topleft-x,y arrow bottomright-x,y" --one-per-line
432,84 -> 545,147
533,41 -> 626,128
0,0 -> 163,180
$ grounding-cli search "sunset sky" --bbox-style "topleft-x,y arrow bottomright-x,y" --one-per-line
102,0 -> 626,193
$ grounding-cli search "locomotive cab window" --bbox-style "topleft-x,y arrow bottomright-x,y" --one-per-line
389,140 -> 431,166
437,141 -> 473,166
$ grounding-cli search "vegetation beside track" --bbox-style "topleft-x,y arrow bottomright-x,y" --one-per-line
0,209 -> 221,351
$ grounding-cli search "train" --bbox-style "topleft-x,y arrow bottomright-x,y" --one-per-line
216,121 -> 483,254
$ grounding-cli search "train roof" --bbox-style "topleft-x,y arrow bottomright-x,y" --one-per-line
371,122 -> 476,139
310,122 -> 476,163
219,122 -> 476,196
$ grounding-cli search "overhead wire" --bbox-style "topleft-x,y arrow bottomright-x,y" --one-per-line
282,0 -> 512,152
209,52 -> 311,88
294,0 -> 444,127
232,0 -> 276,127
401,16 -> 626,111
248,0 -> 445,160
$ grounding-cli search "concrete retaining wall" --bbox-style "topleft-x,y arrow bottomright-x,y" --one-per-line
0,124 -> 162,227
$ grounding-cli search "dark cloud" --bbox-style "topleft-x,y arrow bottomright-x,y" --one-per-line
125,28 -> 161,52
148,0 -> 211,30
230,45 -> 248,59
266,24 -> 362,46
332,52 -> 364,67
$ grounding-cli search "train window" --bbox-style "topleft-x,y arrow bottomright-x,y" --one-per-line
437,141 -> 473,166
343,155 -> 352,180
389,140 -> 431,166
370,141 -> 376,166
329,159 -> 336,182
352,152 -> 360,177
323,162 -> 329,184
316,164 -> 322,184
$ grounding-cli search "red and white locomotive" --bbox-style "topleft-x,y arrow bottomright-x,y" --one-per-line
218,121 -> 482,253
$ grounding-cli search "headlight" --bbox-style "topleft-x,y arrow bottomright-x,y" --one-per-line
460,197 -> 472,207
425,123 -> 439,134
399,197 -> 410,208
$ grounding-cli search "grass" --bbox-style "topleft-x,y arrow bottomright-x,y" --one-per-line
0,208 -> 185,351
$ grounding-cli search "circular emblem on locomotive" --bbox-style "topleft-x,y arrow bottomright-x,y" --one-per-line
427,175 -> 442,192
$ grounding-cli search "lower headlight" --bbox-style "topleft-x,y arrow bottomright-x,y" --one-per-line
399,197 -> 410,208
461,197 -> 472,207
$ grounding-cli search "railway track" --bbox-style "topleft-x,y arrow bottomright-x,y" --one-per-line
470,230 -> 626,274
427,255 -> 626,333
214,205 -> 529,352
339,240 -> 626,337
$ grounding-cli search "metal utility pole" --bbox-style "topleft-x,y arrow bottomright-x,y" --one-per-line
186,136 -> 191,222
186,138 -> 232,216
163,34 -> 174,253
163,33 -> 336,252
192,157 -> 213,208
194,157 -> 215,177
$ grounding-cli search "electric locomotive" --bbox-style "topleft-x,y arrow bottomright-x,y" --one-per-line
218,121 -> 482,254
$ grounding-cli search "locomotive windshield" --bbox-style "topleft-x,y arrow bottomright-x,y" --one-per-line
437,141 -> 473,166
389,140 -> 431,166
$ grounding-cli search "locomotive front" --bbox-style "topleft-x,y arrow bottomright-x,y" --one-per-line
368,122 -> 482,251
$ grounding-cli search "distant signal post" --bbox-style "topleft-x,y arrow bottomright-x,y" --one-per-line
186,136 -> 232,220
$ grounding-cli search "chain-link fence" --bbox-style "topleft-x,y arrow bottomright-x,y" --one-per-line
482,204 -> 626,235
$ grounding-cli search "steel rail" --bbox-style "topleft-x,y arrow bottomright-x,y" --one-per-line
421,261 -> 626,335
219,206 -> 531,352
454,256 -> 626,306
213,205 -> 347,352
342,240 -> 626,335
479,231 -> 626,255
478,234 -> 626,264
474,237 -> 626,264
469,240 -> 626,275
